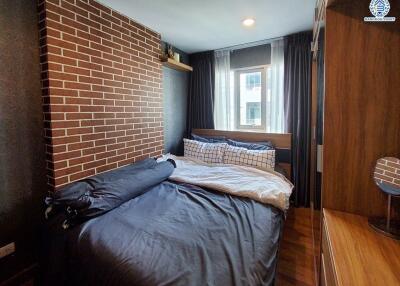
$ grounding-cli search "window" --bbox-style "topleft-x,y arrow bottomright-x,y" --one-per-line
235,67 -> 267,130
214,41 -> 284,133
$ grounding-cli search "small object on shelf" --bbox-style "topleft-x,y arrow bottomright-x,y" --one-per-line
160,57 -> 193,72
167,45 -> 174,59
368,157 -> 400,240
173,52 -> 180,62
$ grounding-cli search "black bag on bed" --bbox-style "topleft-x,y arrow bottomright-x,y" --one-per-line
45,158 -> 175,229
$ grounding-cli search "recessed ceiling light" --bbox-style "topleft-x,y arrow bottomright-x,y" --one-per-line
242,18 -> 255,27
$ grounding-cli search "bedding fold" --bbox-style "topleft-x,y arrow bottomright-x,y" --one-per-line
45,158 -> 175,228
161,155 -> 293,211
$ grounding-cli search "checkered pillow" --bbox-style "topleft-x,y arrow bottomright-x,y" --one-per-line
184,138 -> 227,164
224,144 -> 275,170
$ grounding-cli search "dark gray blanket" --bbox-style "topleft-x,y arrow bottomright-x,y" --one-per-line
44,181 -> 283,286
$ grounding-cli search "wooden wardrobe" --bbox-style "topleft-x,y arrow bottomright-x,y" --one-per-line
310,0 -> 400,284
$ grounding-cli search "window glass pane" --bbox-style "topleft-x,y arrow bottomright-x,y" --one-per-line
239,71 -> 262,126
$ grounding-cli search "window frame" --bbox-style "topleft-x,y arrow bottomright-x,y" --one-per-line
234,66 -> 268,131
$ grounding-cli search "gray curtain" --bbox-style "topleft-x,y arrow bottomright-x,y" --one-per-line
283,31 -> 313,207
187,51 -> 215,135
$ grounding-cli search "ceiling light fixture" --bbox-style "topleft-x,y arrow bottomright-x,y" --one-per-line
242,18 -> 255,27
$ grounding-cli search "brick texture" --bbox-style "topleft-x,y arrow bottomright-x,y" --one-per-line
38,0 -> 163,188
374,157 -> 400,188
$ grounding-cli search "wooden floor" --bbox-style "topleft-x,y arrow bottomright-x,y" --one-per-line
276,207 -> 315,286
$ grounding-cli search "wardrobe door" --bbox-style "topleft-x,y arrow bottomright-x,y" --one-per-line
311,0 -> 325,284
316,26 -> 325,210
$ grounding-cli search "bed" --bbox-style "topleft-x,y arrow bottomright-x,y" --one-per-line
43,130 -> 293,286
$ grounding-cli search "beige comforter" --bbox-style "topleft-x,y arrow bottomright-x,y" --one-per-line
161,155 -> 293,211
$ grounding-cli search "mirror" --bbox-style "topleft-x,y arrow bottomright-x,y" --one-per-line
369,157 -> 400,240
373,157 -> 400,192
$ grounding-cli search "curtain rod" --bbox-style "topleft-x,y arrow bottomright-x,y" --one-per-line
215,36 -> 284,52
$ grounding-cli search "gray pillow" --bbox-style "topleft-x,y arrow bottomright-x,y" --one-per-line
191,133 -> 227,143
227,139 -> 274,150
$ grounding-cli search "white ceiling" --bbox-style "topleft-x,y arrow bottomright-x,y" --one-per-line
97,0 -> 315,54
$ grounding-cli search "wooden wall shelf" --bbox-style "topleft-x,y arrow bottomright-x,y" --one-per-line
161,57 -> 193,72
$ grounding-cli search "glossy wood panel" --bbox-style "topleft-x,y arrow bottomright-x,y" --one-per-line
310,61 -> 318,206
323,209 -> 400,286
323,1 -> 400,217
311,59 -> 321,286
321,220 -> 337,286
311,1 -> 325,283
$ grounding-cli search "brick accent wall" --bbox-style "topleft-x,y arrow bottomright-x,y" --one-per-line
38,0 -> 163,188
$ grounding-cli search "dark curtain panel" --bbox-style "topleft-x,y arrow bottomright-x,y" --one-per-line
283,31 -> 313,207
186,51 -> 215,135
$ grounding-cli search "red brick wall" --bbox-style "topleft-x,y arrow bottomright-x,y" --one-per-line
38,0 -> 163,188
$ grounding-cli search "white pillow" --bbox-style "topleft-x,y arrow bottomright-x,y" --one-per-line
224,144 -> 275,170
183,138 -> 227,164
